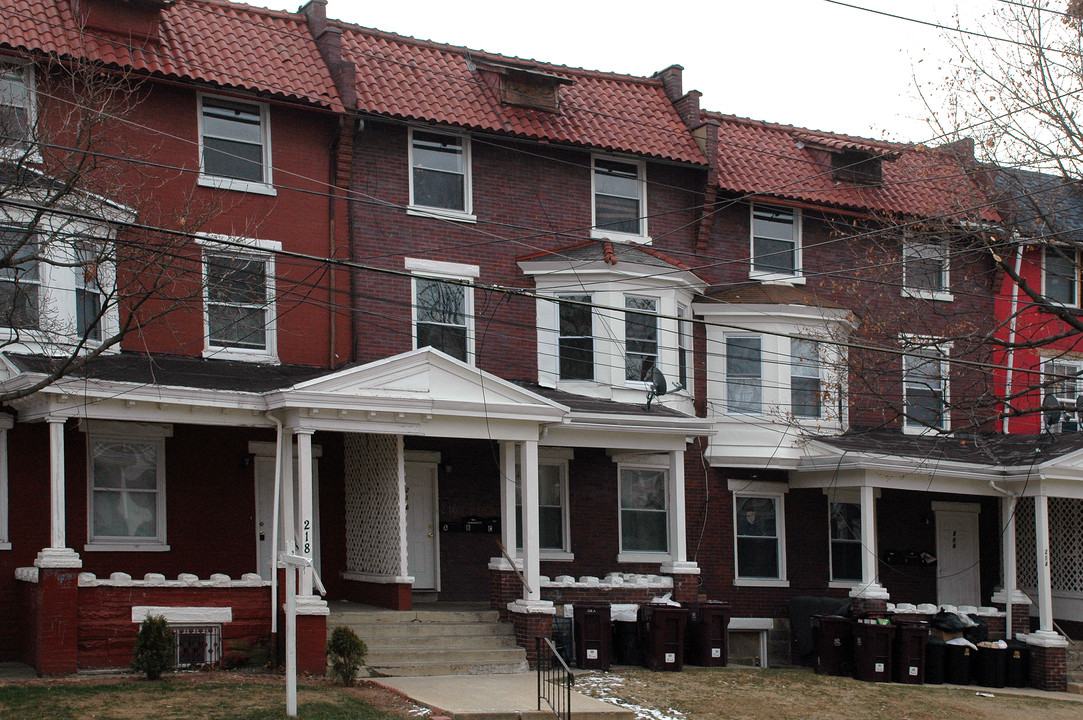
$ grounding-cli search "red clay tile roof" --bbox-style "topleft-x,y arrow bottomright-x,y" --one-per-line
708,113 -> 999,222
0,0 -> 341,109
337,25 -> 706,165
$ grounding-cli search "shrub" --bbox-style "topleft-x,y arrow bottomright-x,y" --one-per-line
327,626 -> 367,686
131,615 -> 175,680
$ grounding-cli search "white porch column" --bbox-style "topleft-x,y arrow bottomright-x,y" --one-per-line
1033,494 -> 1057,637
279,430 -> 296,557
661,449 -> 698,575
850,485 -> 888,599
296,429 -> 315,597
36,417 -> 80,568
498,440 -> 518,563
519,439 -> 541,603
992,495 -> 1028,638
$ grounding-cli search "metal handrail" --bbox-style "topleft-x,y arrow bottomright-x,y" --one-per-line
536,637 -> 573,720
495,539 -> 533,595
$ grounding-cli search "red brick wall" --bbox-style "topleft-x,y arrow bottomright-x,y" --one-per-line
34,568 -> 81,675
1029,644 -> 1068,691
509,610 -> 554,668
295,613 -> 328,675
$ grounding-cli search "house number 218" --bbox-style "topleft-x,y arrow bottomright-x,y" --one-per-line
303,519 -> 311,555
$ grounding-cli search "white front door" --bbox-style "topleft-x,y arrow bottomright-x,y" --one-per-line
405,461 -> 439,590
254,455 -> 321,582
935,504 -> 981,607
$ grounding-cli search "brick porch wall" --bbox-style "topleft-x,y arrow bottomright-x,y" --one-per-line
1029,644 -> 1068,692
509,610 -> 554,668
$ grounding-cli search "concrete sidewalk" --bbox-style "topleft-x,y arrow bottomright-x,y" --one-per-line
375,672 -> 634,720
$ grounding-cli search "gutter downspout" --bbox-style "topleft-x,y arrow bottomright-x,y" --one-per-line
1003,244 -> 1024,434
266,411 -> 283,635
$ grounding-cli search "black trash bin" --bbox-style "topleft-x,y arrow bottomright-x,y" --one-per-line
944,643 -> 972,685
812,615 -> 853,677
893,623 -> 929,684
574,603 -> 611,670
684,601 -> 730,667
852,620 -> 893,683
1006,640 -> 1030,688
975,644 -> 1007,688
925,636 -> 946,684
638,603 -> 689,671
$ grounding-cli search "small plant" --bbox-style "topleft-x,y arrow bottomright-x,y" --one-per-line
327,626 -> 367,686
131,615 -> 175,680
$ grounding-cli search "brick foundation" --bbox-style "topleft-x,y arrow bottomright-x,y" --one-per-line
340,580 -> 411,610
489,568 -> 520,621
1028,643 -> 1068,692
984,615 -> 1006,641
992,600 -> 1033,639
668,574 -> 699,604
34,568 -> 80,676
296,613 -> 328,675
851,597 -> 889,617
508,609 -> 553,668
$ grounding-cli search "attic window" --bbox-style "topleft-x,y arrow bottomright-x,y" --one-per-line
477,62 -> 573,113
832,151 -> 882,185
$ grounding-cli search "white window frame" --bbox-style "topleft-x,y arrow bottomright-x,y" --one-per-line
749,203 -> 803,283
197,92 -> 275,196
407,127 -> 475,223
84,421 -> 172,552
902,238 -> 953,302
790,337 -> 822,419
1043,246 -> 1081,308
617,460 -> 670,561
591,154 -> 649,243
1041,356 -> 1083,429
901,336 -> 951,434
731,481 -> 788,587
197,234 -> 280,363
676,303 -> 691,392
624,294 -> 659,385
724,333 -> 762,415
0,223 -> 41,332
0,57 -> 37,161
557,294 -> 594,381
406,257 -> 478,364
74,240 -> 106,343
515,451 -> 573,560
827,495 -> 862,586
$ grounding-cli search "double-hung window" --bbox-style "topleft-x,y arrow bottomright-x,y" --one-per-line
619,466 -> 668,554
903,239 -> 951,300
199,95 -> 272,192
86,422 -> 171,550
726,335 -> 762,413
200,236 -> 278,361
558,295 -> 593,380
734,493 -> 785,581
0,59 -> 33,153
0,224 -> 39,330
751,204 -> 800,280
1044,358 -> 1083,427
677,304 -> 691,390
408,258 -> 478,364
625,296 -> 658,382
903,343 -> 948,431
409,129 -> 472,218
593,156 -> 646,239
75,242 -> 104,342
790,338 -> 821,418
515,460 -> 570,554
829,501 -> 862,582
1045,247 -> 1081,307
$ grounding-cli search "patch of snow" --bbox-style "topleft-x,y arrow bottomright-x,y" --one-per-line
576,673 -> 685,720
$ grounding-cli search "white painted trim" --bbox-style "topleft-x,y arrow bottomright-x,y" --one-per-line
195,234 -> 283,253
590,153 -> 649,243
409,268 -> 476,365
407,127 -> 473,217
617,462 -> 671,557
733,578 -> 791,588
85,424 -> 169,548
85,543 -> 171,552
341,571 -> 414,584
617,551 -> 671,564
729,617 -> 774,630
406,207 -> 477,223
732,488 -> 788,583
197,91 -> 273,190
902,237 -> 952,301
404,257 -> 480,279
201,240 -> 279,363
248,440 -> 324,458
132,606 -> 233,624
749,203 -> 802,282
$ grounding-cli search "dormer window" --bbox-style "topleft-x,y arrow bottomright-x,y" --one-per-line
832,150 -> 882,185
475,61 -> 573,113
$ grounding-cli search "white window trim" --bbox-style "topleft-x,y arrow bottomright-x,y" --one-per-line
516,455 -> 573,560
749,203 -> 804,284
1040,355 -> 1083,429
901,335 -> 952,435
624,294 -> 660,387
196,92 -> 276,196
789,336 -> 824,420
557,293 -> 594,382
616,460 -> 670,562
591,154 -> 650,244
406,257 -> 478,364
724,333 -> 763,416
197,234 -> 280,363
676,303 -> 692,394
731,481 -> 788,587
84,421 -> 172,552
1042,246 -> 1081,308
902,238 -> 954,302
407,127 -> 476,223
0,58 -> 40,163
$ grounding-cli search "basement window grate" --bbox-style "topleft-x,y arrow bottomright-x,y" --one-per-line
172,624 -> 223,668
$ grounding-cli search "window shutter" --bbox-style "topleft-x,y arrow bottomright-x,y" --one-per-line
537,296 -> 558,388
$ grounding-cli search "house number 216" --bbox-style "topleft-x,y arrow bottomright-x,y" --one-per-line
303,519 -> 311,555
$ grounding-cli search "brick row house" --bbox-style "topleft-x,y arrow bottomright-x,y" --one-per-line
0,0 -> 1078,690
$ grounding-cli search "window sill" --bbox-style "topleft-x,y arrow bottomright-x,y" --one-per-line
829,580 -> 860,589
0,542 -> 10,551
539,551 -> 575,562
203,347 -> 280,364
407,206 -> 477,224
733,578 -> 790,588
617,551 -> 671,564
590,229 -> 652,245
198,175 -> 277,197
902,423 -> 948,436
84,543 -> 171,552
902,288 -> 954,302
749,271 -> 806,285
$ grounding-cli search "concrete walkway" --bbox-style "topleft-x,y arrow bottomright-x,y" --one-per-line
375,673 -> 634,720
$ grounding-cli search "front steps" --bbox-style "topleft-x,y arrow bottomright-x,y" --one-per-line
328,602 -> 528,677
1068,643 -> 1082,694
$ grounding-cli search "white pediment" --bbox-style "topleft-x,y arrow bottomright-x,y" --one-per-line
286,347 -> 567,414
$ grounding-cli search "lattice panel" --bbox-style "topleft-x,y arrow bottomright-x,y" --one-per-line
1014,497 -> 1083,593
344,433 -> 405,576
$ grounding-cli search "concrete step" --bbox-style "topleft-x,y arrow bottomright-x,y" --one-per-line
332,609 -> 501,625
1068,681 -> 1082,695
337,620 -> 515,641
367,647 -> 528,666
364,634 -> 520,651
368,658 -> 529,677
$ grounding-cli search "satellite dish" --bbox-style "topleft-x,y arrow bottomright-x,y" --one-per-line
1043,393 -> 1062,430
645,367 -> 669,411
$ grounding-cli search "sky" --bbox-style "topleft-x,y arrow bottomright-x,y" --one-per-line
254,0 -> 1005,144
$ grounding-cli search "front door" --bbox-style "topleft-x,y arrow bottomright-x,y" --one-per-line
935,504 -> 981,606
254,455 -> 321,582
405,461 -> 439,590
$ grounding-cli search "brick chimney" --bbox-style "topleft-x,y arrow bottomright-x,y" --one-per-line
301,0 -> 357,108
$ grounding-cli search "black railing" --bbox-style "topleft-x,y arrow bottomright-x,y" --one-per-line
536,636 -> 574,720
